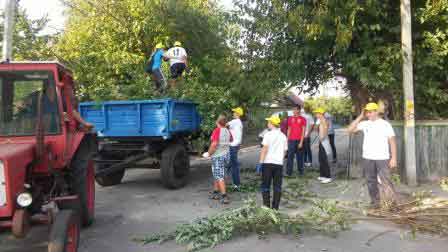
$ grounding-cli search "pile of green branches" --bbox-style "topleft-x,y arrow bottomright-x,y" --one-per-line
367,191 -> 448,236
283,176 -> 317,205
136,198 -> 351,251
227,170 -> 260,193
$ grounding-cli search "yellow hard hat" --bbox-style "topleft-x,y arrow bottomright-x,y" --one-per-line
155,43 -> 164,49
313,107 -> 325,114
232,107 -> 244,116
174,41 -> 182,47
265,115 -> 281,126
365,102 -> 379,111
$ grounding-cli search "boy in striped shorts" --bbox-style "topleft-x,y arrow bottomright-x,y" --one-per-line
203,115 -> 232,204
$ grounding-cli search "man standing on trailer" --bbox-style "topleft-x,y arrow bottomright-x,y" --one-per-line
347,102 -> 397,208
146,43 -> 167,93
165,41 -> 188,89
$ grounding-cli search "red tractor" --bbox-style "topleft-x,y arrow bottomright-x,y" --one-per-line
0,61 -> 96,252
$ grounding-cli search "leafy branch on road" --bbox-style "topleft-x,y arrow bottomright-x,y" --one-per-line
134,198 -> 351,251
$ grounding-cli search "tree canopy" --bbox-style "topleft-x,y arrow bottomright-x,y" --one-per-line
235,0 -> 448,119
3,0 -> 447,126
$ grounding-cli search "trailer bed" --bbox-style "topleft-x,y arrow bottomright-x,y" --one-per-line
79,99 -> 201,139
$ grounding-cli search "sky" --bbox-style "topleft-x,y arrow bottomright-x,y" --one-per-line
0,0 -> 235,34
0,0 -> 66,34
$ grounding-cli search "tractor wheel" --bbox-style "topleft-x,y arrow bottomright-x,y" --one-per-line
70,143 -> 96,227
94,164 -> 125,187
48,210 -> 80,252
12,209 -> 30,238
160,143 -> 190,189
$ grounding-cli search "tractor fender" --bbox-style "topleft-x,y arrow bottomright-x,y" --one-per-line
67,132 -> 97,167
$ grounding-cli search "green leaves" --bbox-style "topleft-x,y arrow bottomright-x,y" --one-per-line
136,197 -> 351,251
0,7 -> 55,61
235,0 -> 448,119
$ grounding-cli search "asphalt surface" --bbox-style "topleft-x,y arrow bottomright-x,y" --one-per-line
1,129 -> 446,252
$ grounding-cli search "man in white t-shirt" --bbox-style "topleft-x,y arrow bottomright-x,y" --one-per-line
348,102 -> 397,208
164,41 -> 188,89
257,115 -> 288,210
227,107 -> 244,190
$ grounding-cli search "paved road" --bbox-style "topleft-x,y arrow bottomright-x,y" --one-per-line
1,129 -> 446,252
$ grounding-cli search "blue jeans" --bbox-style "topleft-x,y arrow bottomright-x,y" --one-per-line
303,137 -> 312,164
286,140 -> 304,175
229,145 -> 241,186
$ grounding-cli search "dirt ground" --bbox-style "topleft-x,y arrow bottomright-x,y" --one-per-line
1,129 -> 447,252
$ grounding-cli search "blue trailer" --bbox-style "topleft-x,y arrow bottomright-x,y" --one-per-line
79,98 -> 201,189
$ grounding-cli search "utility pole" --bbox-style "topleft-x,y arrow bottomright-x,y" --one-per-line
400,0 -> 417,186
2,0 -> 17,61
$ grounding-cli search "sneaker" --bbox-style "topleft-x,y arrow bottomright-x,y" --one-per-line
209,191 -> 220,200
305,162 -> 312,167
232,185 -> 240,192
221,194 -> 230,204
321,178 -> 333,184
317,177 -> 325,181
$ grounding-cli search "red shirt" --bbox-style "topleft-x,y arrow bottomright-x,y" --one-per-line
287,116 -> 306,140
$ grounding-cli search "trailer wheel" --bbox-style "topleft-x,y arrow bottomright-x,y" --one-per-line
48,210 -> 80,252
12,209 -> 30,238
161,143 -> 190,189
95,164 -> 125,187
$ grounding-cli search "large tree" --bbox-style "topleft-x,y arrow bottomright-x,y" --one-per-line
235,0 -> 448,119
56,0 -> 283,134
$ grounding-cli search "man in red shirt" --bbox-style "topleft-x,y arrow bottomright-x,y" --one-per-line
286,105 -> 306,176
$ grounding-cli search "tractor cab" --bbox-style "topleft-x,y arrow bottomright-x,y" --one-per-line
0,62 -> 96,252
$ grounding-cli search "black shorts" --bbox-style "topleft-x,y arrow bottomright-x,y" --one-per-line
151,68 -> 166,89
170,63 -> 186,79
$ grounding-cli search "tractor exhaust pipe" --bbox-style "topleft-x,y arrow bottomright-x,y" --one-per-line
35,90 -> 45,160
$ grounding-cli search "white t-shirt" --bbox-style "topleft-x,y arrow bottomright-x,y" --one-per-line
302,112 -> 314,137
262,128 -> 288,165
357,119 -> 395,160
228,118 -> 243,146
165,47 -> 187,66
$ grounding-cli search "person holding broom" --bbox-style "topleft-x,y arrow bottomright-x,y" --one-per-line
314,108 -> 333,184
256,115 -> 288,210
348,102 -> 397,208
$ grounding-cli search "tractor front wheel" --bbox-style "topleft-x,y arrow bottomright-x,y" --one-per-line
160,143 -> 190,189
12,209 -> 30,238
48,210 -> 80,252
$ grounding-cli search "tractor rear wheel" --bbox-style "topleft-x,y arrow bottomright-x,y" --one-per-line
48,210 -> 80,252
160,143 -> 190,189
70,140 -> 96,227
